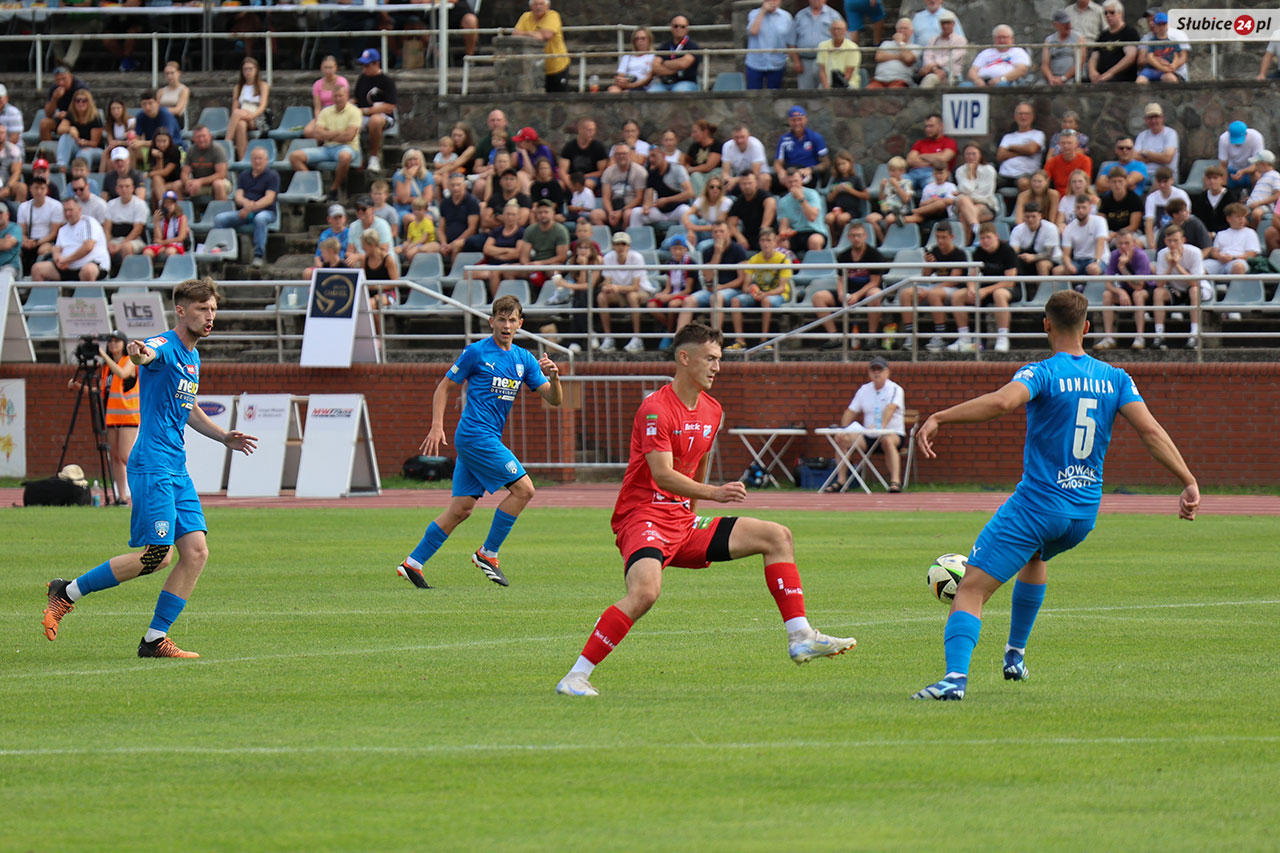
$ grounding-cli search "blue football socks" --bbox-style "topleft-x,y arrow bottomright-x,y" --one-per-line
408,521 -> 449,568
1008,580 -> 1046,652
482,509 -> 518,556
73,561 -> 120,599
943,610 -> 982,678
148,590 -> 187,636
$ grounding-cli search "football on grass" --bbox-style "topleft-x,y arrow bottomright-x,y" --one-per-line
927,553 -> 967,602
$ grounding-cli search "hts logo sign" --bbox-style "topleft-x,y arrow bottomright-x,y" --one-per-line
1169,9 -> 1277,39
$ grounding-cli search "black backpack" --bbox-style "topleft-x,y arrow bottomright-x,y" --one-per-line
401,455 -> 455,481
23,476 -> 91,507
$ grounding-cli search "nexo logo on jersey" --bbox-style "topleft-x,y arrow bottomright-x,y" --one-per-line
176,376 -> 199,409
490,375 -> 520,401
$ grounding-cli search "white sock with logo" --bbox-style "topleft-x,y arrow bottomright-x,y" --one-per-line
784,617 -> 811,635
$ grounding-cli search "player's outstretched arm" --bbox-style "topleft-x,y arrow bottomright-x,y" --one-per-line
126,338 -> 155,366
646,450 -> 746,505
536,353 -> 562,407
1119,400 -> 1200,520
420,375 -> 454,455
187,403 -> 258,455
917,382 -> 1030,459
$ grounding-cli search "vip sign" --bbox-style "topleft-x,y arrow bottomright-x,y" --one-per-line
942,93 -> 989,137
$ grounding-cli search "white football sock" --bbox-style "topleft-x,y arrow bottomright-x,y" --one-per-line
143,628 -> 166,643
569,655 -> 595,676
66,580 -> 84,602
784,616 -> 811,634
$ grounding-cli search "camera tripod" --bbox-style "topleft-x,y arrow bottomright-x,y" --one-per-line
57,356 -> 117,505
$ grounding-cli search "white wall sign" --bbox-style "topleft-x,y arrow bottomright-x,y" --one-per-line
0,271 -> 34,364
227,394 -> 299,497
295,394 -> 381,497
942,93 -> 990,137
299,269 -> 381,367
56,295 -> 112,363
184,395 -> 235,493
0,378 -> 25,477
112,291 -> 169,342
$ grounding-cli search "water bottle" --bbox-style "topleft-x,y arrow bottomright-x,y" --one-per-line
589,74 -> 600,93
91,479 -> 101,507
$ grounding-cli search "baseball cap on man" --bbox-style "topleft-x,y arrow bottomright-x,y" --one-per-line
1051,9 -> 1071,24
1249,150 -> 1276,165
1228,121 -> 1248,144
513,127 -> 540,143
1144,102 -> 1163,117
111,146 -> 129,161
787,105 -> 806,118
327,203 -> 346,217
611,232 -> 631,245
938,9 -> 957,22
356,48 -> 381,65
32,158 -> 49,170
666,234 -> 689,248
869,355 -> 889,370
1153,12 -> 1168,24
354,194 -> 374,209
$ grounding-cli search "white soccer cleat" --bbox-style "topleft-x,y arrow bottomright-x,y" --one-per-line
555,671 -> 599,697
788,627 -> 857,665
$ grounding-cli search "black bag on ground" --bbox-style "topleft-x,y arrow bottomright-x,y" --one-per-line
401,455 -> 455,481
23,476 -> 91,506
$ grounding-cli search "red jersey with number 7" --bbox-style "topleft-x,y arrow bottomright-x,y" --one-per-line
611,384 -> 723,533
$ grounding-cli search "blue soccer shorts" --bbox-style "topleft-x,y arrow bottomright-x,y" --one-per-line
967,496 -> 1096,584
128,470 -> 207,548
452,435 -> 527,498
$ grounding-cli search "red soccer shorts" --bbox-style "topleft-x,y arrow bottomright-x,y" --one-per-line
614,513 -> 729,570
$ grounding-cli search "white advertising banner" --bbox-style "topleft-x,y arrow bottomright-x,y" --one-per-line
111,291 -> 169,342
57,295 -> 112,363
227,394 -> 296,497
184,395 -> 235,493
0,271 -> 35,364
299,268 -> 381,367
295,394 -> 381,497
0,378 -> 25,477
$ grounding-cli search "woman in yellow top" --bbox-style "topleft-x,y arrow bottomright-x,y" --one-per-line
512,0 -> 570,92
67,331 -> 138,505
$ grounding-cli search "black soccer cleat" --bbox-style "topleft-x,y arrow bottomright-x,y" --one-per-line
471,550 -> 509,587
42,578 -> 75,641
137,636 -> 199,658
396,561 -> 433,589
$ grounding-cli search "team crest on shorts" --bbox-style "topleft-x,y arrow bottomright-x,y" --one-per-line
154,520 -> 170,538
506,460 -> 518,474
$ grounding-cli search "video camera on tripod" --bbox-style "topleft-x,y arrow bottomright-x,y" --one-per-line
59,330 -> 129,506
73,333 -> 112,366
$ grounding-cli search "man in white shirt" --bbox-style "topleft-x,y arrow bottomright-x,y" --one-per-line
1203,202 -> 1257,278
595,231 -> 652,354
720,125 -> 771,194
967,25 -> 1032,87
1242,150 -> 1280,226
31,196 -> 109,282
630,147 -> 694,229
830,356 -> 906,493
0,83 -> 22,146
1052,194 -> 1108,279
17,177 -> 63,273
103,174 -> 150,261
1219,121 -> 1265,195
66,175 -> 108,226
1142,166 -> 1191,248
996,102 -> 1045,192
596,143 -> 648,230
1134,102 -> 1180,182
1152,224 -> 1205,349
1009,202 -> 1061,278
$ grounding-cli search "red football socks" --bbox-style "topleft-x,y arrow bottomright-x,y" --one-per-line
581,605 -> 634,665
765,562 -> 806,622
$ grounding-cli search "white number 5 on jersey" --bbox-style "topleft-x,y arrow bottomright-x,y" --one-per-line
1072,398 -> 1098,459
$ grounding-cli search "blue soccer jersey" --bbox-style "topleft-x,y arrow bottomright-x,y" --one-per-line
1010,352 -> 1143,519
128,329 -> 201,475
448,337 -> 548,444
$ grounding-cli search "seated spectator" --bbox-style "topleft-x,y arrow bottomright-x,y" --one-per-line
0,205 -> 19,278
595,231 -> 652,353
720,125 -> 772,194
0,83 -> 22,146
817,17 -> 863,90
1053,193 -> 1109,282
949,222 -> 1018,353
1042,10 -> 1085,86
824,151 -> 869,234
609,27 -> 656,92
1014,170 -> 1060,226
66,176 -> 108,227
0,136 -> 26,210
18,178 -> 62,272
130,89 -> 182,174
1064,0 -> 1105,42
968,25 -> 1032,86
144,190 -> 189,260
1134,102 -> 1179,186
565,172 -> 596,223
829,357 -> 905,492
400,197 -> 441,264
1099,166 -> 1144,247
618,120 -> 651,164
513,126 -> 555,183
1241,150 -> 1280,226
996,102 -> 1045,192
438,174 -> 481,259
1048,111 -> 1090,157
32,196 -> 109,283
1203,202 -> 1257,278
361,229 -> 400,322
775,168 -> 829,253
433,134 -> 459,186
101,100 -> 135,175
306,236 -> 344,279
865,157 -> 912,242
656,131 -> 682,166
650,14 -> 701,92
553,241 -> 603,354
39,67 -> 86,143
1043,129 -> 1092,198
687,221 -> 747,333
1095,230 -> 1154,350
1143,166 -> 1191,246
647,235 -> 698,349
868,18 -> 919,89
1191,164 -> 1230,235
346,194 -> 394,268
1152,224 -> 1205,349
213,146 -> 279,268
448,122 -> 479,177
315,203 -> 350,264
1219,121 -> 1264,196
558,118 -> 609,190
516,199 -> 569,291
30,158 -> 60,202
680,120 -> 722,195
905,113 -> 957,190
1056,168 -> 1099,227
474,150 -> 521,207
683,176 -> 733,255
369,180 -> 400,239
791,0 -> 845,91
311,55 -> 350,117
227,58 -> 271,161
1155,198 -> 1211,253
726,171 -> 776,252
1137,11 -> 1189,84
478,199 -> 525,296
905,165 -> 957,226
1258,34 -> 1280,80
597,144 -> 646,229
1009,202 -> 1061,279
511,0 -> 570,93
814,221 -> 885,350
631,147 -> 694,229
392,148 -> 433,215
1093,137 -> 1148,197
67,158 -> 99,198
482,169 -> 532,231
901,220 -> 969,351
917,9 -> 967,88
1090,0 -> 1140,83
181,125 -> 231,203
530,157 -> 567,218
290,86 -> 362,203
146,128 -> 181,203
745,0 -> 792,90
158,62 -> 190,125
953,142 -> 999,242
726,227 -> 792,350
353,48 -> 398,173
103,175 -> 148,263
55,90 -> 103,173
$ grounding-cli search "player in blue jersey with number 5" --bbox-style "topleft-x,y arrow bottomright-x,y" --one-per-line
42,278 -> 259,658
396,294 -> 562,588
911,289 -> 1199,701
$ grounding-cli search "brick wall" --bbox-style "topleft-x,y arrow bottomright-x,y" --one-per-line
5,360 -> 1275,487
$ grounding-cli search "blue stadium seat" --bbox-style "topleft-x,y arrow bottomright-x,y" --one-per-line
392,279 -> 451,312
591,225 -> 613,249
22,109 -> 45,148
1079,280 -> 1106,307
440,252 -> 485,291
191,200 -> 235,238
267,105 -> 314,142
866,162 -> 890,202
792,249 -> 835,294
192,107 -> 230,138
625,226 -> 656,251
712,72 -> 746,91
883,247 -> 925,288
113,254 -> 153,282
491,279 -> 531,307
1180,159 -> 1217,195
193,227 -> 240,264
878,223 -> 921,260
405,252 -> 444,282
277,170 -> 326,205
157,254 -> 197,282
231,139 -> 278,172
1026,280 -> 1070,306
1217,279 -> 1266,308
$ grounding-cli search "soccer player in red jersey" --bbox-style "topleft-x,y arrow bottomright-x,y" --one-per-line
555,322 -> 856,697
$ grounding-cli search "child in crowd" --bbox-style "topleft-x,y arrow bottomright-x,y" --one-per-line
144,189 -> 188,259
369,180 -> 401,240
725,228 -> 792,351
566,172 -> 596,223
305,236 -> 343,278
432,134 -> 458,186
646,234 -> 698,350
906,165 -> 957,226
866,156 -> 913,242
400,196 -> 441,263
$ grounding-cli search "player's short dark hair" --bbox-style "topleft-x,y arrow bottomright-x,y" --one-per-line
1165,198 -> 1187,216
491,294 -> 522,317
139,89 -> 157,102
1046,288 -> 1088,329
174,276 -> 220,307
673,321 -> 722,352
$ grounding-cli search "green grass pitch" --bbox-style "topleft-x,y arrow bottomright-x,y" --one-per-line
2,506 -> 1278,850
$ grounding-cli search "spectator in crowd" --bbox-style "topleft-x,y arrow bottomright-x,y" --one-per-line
315,204 -> 350,265
790,0 -> 844,90
145,190 -> 190,261
721,125 -> 771,194
774,106 -> 830,187
681,120 -> 722,195
689,221 -> 747,333
868,18 -> 918,89
1094,136 -> 1148,196
828,356 -> 905,492
290,84 -> 362,203
905,113 -> 957,190
28,158 -> 58,202
556,241 -> 603,353
558,118 -> 609,190
529,157 -> 566,217
1219,120 -> 1264,196
102,147 -> 145,203
437,174 -> 481,260
745,0 -> 793,90
724,227 -> 792,351
967,24 -> 1032,86
902,220 -> 969,351
1143,165 -> 1190,245
1203,202 -> 1257,278
565,172 -> 595,223
824,150 -> 868,234
1049,112 -> 1090,157
513,126 -> 554,181
1042,10 -> 1086,86
1137,11 -> 1189,84
1100,166 -> 1145,246
1090,0 -> 1140,83
1063,0 -> 1106,42
227,58 -> 271,161
101,100 -> 135,175
157,62 -> 190,125
360,230 -> 400,321
39,67 -> 86,143
904,165 -> 957,227
682,175 -> 733,255
67,175 -> 108,228
1056,168 -> 1099,226
1242,150 -> 1280,226
912,0 -> 966,48
996,101 -> 1045,192
0,205 -> 19,278
353,48 -> 397,173
346,193 -> 394,268
610,27 -> 657,93
1154,197 -> 1210,252
477,199 -> 526,296
399,196 -> 441,264
597,143 -> 647,229
1009,201 -> 1061,279
1134,101 -> 1179,185
866,156 -> 912,241
512,0 -> 570,93
816,17 -> 862,90
595,231 -> 652,353
518,198 -> 570,291
475,109 -> 514,166
18,178 -> 62,272
368,180 -> 400,239
1095,229 -> 1153,350
181,125 -> 231,204
949,222 -> 1019,353
311,55 -> 350,118
1152,224 -> 1204,349
55,89 -> 103,173
917,9 -> 967,88
482,169 -> 532,231
145,128 -> 181,203
844,0 -> 886,46
1043,128 -> 1091,197
0,133 -> 25,213
815,221 -> 884,351
631,147 -> 693,228
67,158 -> 98,198
307,236 -> 343,278
32,196 -> 109,283
0,83 -> 22,146
776,168 -> 829,253
618,120 -> 650,164
130,89 -> 182,173
1192,164 -> 1230,235
213,145 -> 278,268
1054,193 -> 1109,282
1014,171 -> 1059,226
1258,34 -> 1280,80
392,149 -> 433,216
727,171 -> 776,251
953,142 -> 1000,241
650,14 -> 701,92
646,235 -> 698,350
